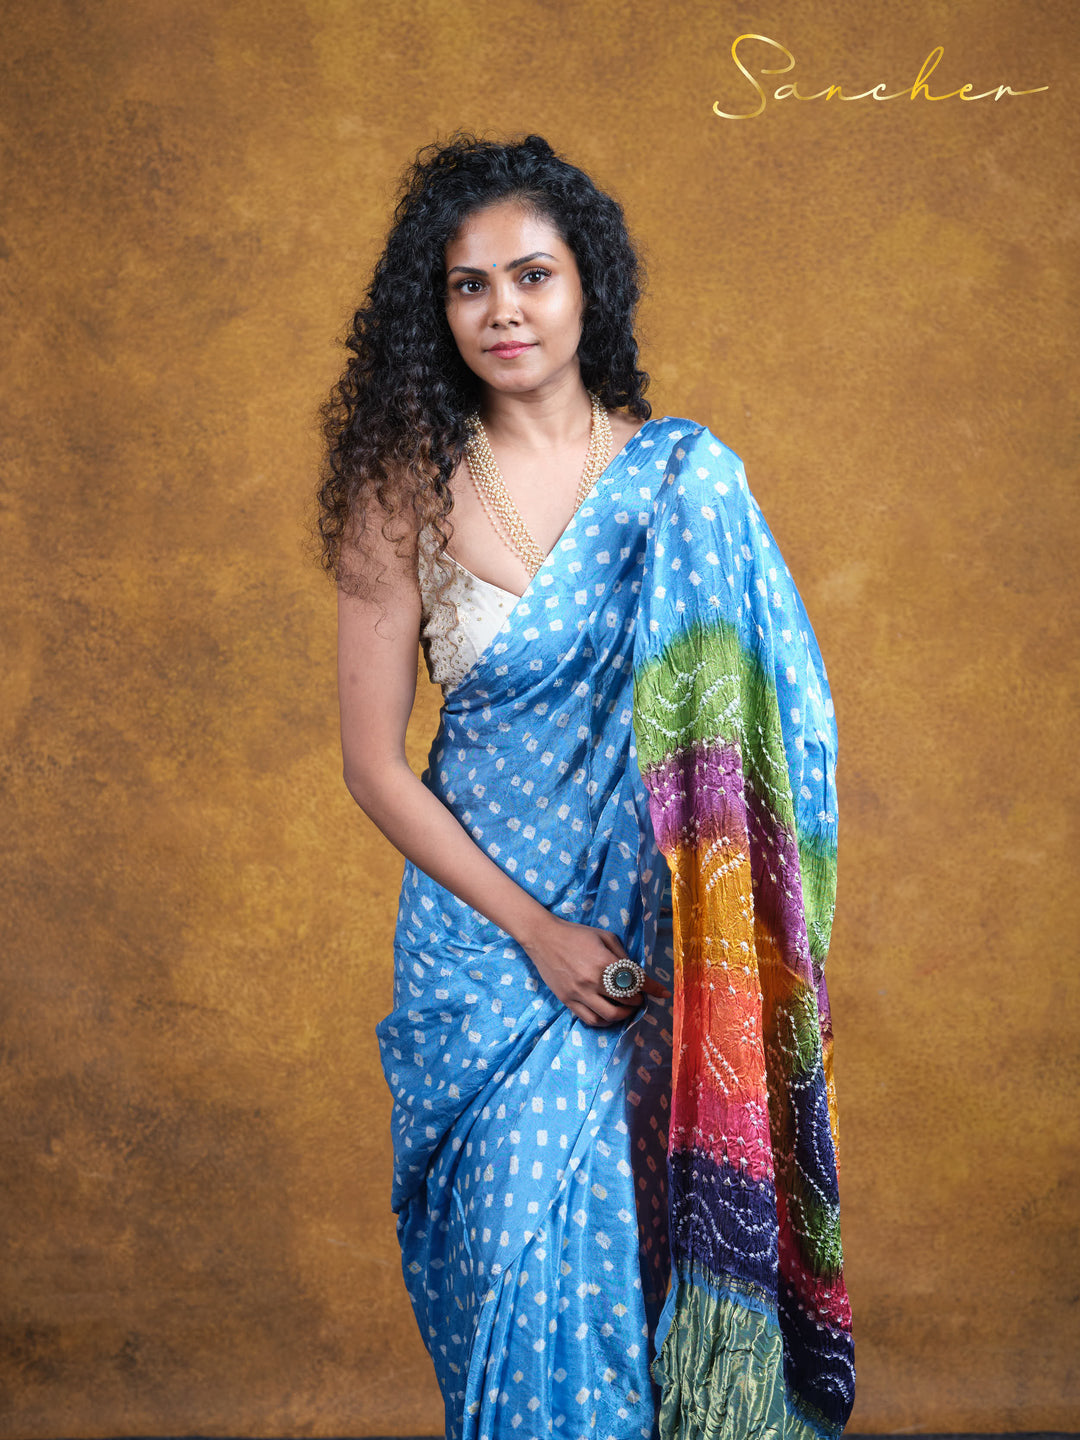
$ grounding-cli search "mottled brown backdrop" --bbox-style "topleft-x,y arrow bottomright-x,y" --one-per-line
2,0 -> 1077,1435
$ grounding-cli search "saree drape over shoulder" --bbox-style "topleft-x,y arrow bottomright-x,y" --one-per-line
375,418 -> 854,1440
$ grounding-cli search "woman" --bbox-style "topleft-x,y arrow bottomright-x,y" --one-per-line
318,132 -> 854,1440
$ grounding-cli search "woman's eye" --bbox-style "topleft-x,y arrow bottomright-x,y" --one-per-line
450,268 -> 549,297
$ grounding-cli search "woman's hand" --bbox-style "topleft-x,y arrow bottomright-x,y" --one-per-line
520,914 -> 671,1028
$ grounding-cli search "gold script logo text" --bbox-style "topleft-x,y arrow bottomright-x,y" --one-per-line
714,35 -> 1049,119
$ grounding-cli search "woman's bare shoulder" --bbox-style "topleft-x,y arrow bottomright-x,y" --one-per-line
335,484 -> 426,608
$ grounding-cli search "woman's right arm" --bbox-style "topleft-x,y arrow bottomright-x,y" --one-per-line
336,520 -> 664,1027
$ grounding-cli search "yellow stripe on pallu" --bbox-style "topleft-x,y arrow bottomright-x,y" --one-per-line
665,837 -> 773,1185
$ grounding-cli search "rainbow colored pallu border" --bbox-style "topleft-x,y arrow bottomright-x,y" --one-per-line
634,614 -> 854,1439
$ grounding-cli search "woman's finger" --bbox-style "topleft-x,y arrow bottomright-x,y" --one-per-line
579,995 -> 637,1027
594,991 -> 649,1024
599,999 -> 642,1019
596,929 -> 629,959
570,1001 -> 607,1028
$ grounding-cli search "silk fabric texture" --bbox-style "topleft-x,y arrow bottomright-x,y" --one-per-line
375,418 -> 854,1439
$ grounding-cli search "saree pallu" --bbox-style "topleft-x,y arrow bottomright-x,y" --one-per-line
375,417 -> 854,1440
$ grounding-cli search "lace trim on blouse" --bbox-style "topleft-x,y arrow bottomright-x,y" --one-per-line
418,542 -> 520,692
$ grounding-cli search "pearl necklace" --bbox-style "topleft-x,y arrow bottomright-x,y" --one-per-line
463,392 -> 612,579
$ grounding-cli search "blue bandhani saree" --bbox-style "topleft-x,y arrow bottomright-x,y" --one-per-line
376,417 -> 854,1440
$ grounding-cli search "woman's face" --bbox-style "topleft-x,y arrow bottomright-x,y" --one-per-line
443,199 -> 586,398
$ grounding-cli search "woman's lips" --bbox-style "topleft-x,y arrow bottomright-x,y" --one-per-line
488,343 -> 535,358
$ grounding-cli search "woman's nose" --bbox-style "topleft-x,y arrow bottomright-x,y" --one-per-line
488,285 -> 522,326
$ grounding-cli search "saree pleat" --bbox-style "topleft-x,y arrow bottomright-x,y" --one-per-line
375,418 -> 853,1439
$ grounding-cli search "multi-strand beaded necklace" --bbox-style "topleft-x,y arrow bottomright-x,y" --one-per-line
463,392 -> 612,579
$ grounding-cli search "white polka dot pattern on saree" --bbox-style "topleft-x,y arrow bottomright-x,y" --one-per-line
375,419 -> 838,1438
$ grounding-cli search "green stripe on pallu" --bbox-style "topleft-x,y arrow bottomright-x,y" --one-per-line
797,829 -> 837,962
770,972 -> 823,1075
652,1265 -> 842,1440
787,1176 -> 844,1279
633,617 -> 795,835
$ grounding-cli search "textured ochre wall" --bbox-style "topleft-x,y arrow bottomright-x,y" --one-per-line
2,0 -> 1077,1435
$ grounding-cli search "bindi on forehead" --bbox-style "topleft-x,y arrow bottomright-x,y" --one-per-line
446,249 -> 559,280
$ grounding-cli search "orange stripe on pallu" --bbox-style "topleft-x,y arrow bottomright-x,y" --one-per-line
665,838 -> 775,1186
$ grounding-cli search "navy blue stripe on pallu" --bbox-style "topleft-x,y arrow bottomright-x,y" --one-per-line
667,1144 -> 780,1294
791,1054 -> 841,1209
778,1272 -> 857,1430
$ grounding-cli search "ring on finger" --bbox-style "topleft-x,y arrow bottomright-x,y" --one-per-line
600,959 -> 646,1003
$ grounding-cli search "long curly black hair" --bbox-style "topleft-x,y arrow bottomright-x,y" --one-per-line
316,130 -> 652,596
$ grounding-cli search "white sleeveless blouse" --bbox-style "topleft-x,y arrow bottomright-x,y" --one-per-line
417,541 -> 521,692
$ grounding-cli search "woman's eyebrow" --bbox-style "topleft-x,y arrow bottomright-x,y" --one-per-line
447,251 -> 557,277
